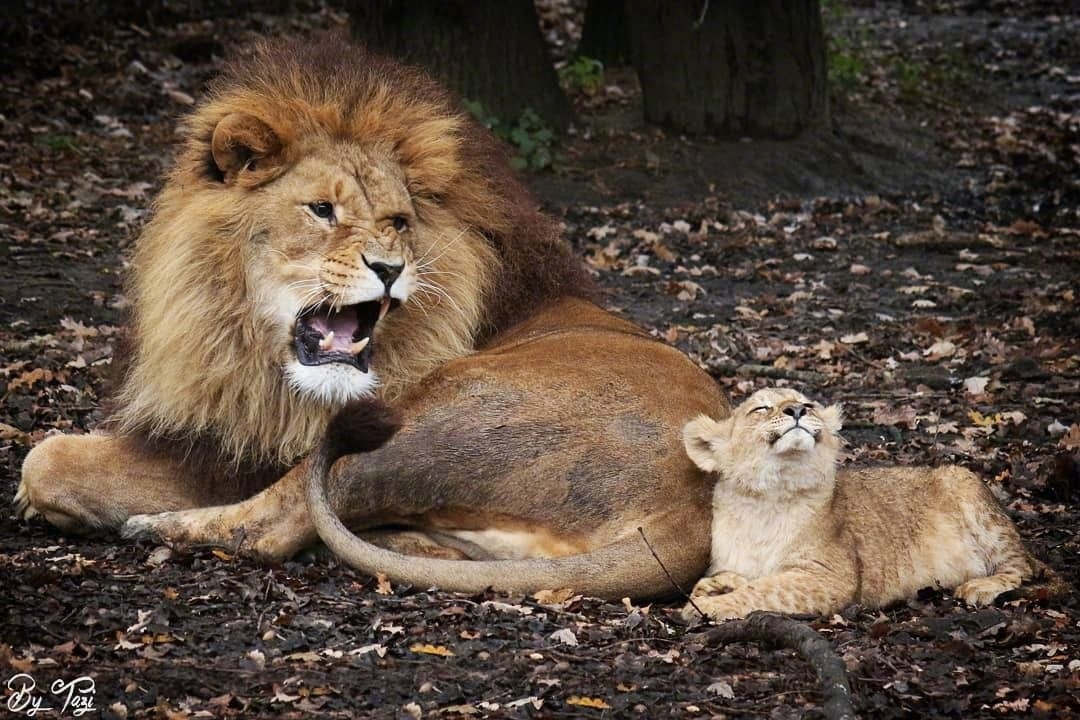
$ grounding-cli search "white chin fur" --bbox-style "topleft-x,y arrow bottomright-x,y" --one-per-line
284,360 -> 379,406
772,428 -> 815,455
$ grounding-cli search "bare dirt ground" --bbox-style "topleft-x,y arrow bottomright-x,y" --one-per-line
1,1 -> 1077,718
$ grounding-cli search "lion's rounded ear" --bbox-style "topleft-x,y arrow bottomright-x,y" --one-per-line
683,415 -> 727,473
211,113 -> 283,181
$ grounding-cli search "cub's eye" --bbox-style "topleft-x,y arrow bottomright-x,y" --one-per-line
308,201 -> 335,220
750,405 -> 770,414
391,215 -> 409,232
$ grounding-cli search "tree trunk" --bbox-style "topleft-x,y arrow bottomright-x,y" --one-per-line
626,0 -> 828,138
577,0 -> 631,67
349,0 -> 573,129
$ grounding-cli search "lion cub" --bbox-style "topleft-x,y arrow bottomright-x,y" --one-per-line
680,387 -> 1045,622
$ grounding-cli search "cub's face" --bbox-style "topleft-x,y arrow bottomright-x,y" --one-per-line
684,388 -> 843,494
243,141 -> 425,405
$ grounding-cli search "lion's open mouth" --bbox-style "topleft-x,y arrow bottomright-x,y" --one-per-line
294,298 -> 393,373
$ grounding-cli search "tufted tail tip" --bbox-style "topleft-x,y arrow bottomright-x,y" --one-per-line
326,398 -> 402,457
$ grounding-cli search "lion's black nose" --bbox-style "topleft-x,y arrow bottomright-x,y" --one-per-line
366,261 -> 403,292
783,405 -> 807,420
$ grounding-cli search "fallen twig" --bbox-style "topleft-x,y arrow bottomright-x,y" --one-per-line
890,231 -> 1004,249
693,612 -> 857,720
636,526 -> 707,618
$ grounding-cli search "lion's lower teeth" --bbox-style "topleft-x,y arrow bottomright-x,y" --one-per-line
350,337 -> 370,355
318,331 -> 336,351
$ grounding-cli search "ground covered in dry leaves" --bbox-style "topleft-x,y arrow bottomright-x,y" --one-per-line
1,2 -> 1078,718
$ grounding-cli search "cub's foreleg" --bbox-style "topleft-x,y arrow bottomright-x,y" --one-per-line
681,567 -> 848,622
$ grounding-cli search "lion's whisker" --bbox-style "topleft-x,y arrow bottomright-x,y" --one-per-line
295,287 -> 330,312
285,279 -> 322,292
416,225 -> 471,268
417,269 -> 466,282
415,280 -> 466,319
414,226 -> 464,264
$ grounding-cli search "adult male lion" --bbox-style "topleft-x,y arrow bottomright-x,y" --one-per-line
17,36 -> 727,599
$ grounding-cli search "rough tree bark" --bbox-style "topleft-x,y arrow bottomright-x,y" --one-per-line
577,0 -> 631,67
626,0 -> 829,138
348,0 -> 573,129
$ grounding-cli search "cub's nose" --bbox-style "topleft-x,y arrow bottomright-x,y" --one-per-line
366,261 -> 403,293
783,404 -> 807,420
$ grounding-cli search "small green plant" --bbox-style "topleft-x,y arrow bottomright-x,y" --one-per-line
822,0 -> 868,101
463,99 -> 499,132
33,133 -> 78,152
505,108 -> 556,171
558,56 -> 605,95
828,46 -> 865,94
821,0 -> 849,20
892,58 -> 925,99
464,100 -> 560,172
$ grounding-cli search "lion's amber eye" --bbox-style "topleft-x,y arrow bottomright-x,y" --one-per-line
391,215 -> 409,232
308,201 -> 335,220
751,406 -> 770,414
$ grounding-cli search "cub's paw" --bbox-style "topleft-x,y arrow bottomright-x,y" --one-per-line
682,595 -> 748,623
954,574 -> 1021,607
679,601 -> 706,625
13,480 -> 40,521
690,571 -> 749,599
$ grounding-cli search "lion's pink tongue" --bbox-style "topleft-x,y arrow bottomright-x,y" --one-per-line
309,308 -> 360,352
309,309 -> 358,336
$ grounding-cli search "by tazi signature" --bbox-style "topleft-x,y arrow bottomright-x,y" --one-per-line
5,673 -> 96,717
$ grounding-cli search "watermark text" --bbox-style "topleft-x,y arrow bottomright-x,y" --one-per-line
6,673 -> 96,717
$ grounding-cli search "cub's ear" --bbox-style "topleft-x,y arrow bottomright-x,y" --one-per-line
819,403 -> 843,434
211,113 -> 284,182
683,414 -> 729,473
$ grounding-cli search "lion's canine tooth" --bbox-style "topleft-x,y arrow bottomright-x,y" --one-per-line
350,337 -> 370,355
318,331 -> 335,351
378,297 -> 391,321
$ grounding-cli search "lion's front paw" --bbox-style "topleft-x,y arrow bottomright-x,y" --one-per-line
121,512 -> 185,542
121,506 -> 303,562
954,574 -> 1021,607
691,571 -> 750,599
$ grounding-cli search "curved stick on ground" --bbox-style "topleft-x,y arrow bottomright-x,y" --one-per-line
693,612 -> 857,720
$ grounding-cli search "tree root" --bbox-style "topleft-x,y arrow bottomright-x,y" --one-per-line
692,612 -> 857,720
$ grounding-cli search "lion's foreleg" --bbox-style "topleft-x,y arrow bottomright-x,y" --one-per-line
17,434 -> 213,534
120,439 -> 425,561
121,459 -> 315,561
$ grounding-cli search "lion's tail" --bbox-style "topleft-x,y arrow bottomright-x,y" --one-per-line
307,403 -> 694,601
